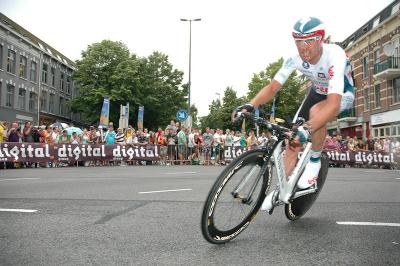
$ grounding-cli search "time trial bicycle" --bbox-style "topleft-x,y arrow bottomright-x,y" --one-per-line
201,112 -> 329,244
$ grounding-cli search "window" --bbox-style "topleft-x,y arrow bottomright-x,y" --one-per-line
51,67 -> 55,87
30,61 -> 37,82
372,17 -> 380,28
59,97 -> 64,115
29,92 -> 37,112
385,127 -> 390,136
380,128 -> 385,137
7,49 -> 16,74
66,75 -> 71,94
374,49 -> 380,64
49,93 -> 54,113
394,77 -> 400,103
60,73 -> 64,91
364,87 -> 370,111
374,84 -> 381,108
41,63 -> 48,84
19,56 -> 27,78
40,91 -> 47,111
392,2 -> 400,15
6,84 -> 14,107
362,56 -> 369,79
18,88 -> 26,110
374,128 -> 379,138
394,37 -> 400,58
0,44 -> 3,69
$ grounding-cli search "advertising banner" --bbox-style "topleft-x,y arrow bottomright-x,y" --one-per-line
0,143 -> 159,162
99,97 -> 110,128
137,105 -> 144,131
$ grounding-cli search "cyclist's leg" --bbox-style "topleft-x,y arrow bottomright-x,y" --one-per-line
309,102 -> 328,151
283,143 -> 302,178
297,98 -> 334,189
283,89 -> 325,178
308,90 -> 354,150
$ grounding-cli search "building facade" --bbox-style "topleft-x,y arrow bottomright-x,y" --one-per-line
330,1 -> 400,140
0,13 -> 82,126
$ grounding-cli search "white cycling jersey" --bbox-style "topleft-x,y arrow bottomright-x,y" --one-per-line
274,43 -> 354,96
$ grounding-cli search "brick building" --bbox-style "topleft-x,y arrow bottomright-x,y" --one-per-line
330,1 -> 400,140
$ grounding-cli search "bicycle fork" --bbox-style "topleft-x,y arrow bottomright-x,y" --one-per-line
231,158 -> 270,205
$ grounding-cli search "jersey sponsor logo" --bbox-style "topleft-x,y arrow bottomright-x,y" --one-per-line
328,65 -> 334,79
315,86 -> 328,93
302,61 -> 310,69
302,70 -> 313,76
308,176 -> 318,185
318,72 -> 326,78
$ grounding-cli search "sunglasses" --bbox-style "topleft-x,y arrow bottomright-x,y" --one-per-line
294,36 -> 321,46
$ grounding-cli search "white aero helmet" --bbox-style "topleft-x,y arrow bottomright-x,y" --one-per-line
292,17 -> 325,41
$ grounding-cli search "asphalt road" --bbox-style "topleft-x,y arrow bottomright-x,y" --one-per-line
0,165 -> 399,266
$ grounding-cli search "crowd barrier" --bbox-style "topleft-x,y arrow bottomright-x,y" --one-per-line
0,142 -> 398,168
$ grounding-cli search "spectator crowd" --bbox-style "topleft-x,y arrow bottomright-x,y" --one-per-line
0,119 -> 399,169
322,134 -> 399,154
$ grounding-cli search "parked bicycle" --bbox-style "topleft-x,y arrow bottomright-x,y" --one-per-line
201,112 -> 329,244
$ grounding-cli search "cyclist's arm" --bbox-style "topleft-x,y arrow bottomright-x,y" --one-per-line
250,57 -> 296,107
250,80 -> 282,108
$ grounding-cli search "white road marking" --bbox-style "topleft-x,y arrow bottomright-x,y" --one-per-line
0,178 -> 41,181
363,170 -> 395,173
138,188 -> 192,194
165,172 -> 197,175
337,221 -> 400,227
0,208 -> 38,213
395,178 -> 400,180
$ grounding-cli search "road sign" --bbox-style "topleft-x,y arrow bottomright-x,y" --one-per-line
176,109 -> 188,121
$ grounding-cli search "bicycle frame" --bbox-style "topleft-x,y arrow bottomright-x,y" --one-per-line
272,140 -> 317,205
229,113 -> 319,209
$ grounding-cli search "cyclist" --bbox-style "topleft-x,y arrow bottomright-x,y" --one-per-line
236,17 -> 354,210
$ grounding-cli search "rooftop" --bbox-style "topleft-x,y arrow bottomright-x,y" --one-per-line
0,12 -> 76,68
341,0 -> 400,49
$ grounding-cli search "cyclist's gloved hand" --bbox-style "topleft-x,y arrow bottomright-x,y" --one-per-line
295,126 -> 310,144
235,103 -> 254,113
232,103 -> 254,122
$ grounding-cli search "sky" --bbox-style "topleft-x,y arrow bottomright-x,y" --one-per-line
0,0 -> 395,116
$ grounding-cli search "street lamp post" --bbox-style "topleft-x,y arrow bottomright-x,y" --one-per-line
215,92 -> 221,105
180,18 -> 201,123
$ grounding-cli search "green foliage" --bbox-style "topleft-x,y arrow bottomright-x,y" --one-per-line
248,57 -> 303,121
200,57 -> 304,132
69,40 -> 188,130
199,87 -> 246,131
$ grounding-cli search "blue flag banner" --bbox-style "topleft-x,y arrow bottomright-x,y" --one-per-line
99,97 -> 110,128
137,105 -> 144,130
270,97 -> 276,122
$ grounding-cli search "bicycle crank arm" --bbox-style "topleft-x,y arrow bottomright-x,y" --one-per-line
291,186 -> 317,200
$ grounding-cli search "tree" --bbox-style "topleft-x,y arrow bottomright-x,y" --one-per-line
199,87 -> 246,131
70,40 -> 133,125
134,52 -> 187,129
248,58 -> 304,121
69,40 -> 189,130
